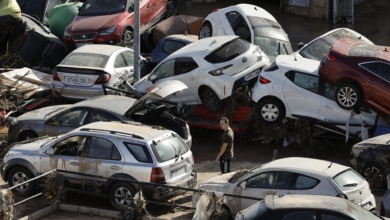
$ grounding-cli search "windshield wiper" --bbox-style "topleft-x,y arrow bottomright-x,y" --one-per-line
175,147 -> 183,162
343,183 -> 358,187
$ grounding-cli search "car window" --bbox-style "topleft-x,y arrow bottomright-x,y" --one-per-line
333,169 -> 363,190
114,53 -> 128,68
125,143 -> 153,163
56,108 -> 89,127
61,53 -> 108,68
294,175 -> 319,189
53,135 -> 87,156
246,172 -> 276,188
86,110 -> 119,124
154,59 -> 175,79
283,211 -> 316,220
205,38 -> 250,63
82,137 -> 121,160
360,62 -> 390,82
273,172 -> 296,189
225,11 -> 251,42
162,40 -> 187,55
150,134 -> 189,163
174,57 -> 198,76
79,0 -> 127,16
286,71 -> 319,93
122,51 -> 135,66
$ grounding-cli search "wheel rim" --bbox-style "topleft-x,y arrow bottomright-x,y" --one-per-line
12,172 -> 30,192
123,32 -> 133,48
337,87 -> 357,108
199,26 -> 211,38
260,103 -> 279,122
114,186 -> 133,207
363,166 -> 384,188
201,89 -> 219,112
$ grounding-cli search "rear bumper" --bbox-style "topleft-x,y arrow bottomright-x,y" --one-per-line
357,193 -> 376,212
52,83 -> 105,100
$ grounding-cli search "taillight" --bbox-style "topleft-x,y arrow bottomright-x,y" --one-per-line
259,76 -> 271,84
95,73 -> 111,84
52,69 -> 60,81
327,53 -> 336,61
150,167 -> 165,183
208,64 -> 232,76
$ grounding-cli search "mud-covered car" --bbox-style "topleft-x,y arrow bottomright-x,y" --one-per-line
350,133 -> 390,189
1,121 -> 196,210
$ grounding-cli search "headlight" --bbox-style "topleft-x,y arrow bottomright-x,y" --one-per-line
99,26 -> 117,36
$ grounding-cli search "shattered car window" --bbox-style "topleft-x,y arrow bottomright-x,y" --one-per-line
79,0 -> 127,16
61,53 -> 108,68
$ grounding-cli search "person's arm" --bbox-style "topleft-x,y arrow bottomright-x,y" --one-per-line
216,143 -> 228,162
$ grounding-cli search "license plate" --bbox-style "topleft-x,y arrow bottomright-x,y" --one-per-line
171,167 -> 185,176
65,76 -> 90,85
75,42 -> 92,48
244,69 -> 261,81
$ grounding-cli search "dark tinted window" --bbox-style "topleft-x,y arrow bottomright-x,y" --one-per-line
174,57 -> 198,75
125,143 -> 153,163
56,108 -> 89,127
246,172 -> 276,188
286,71 -> 319,93
205,38 -> 250,63
226,11 -> 250,42
82,137 -> 120,160
294,175 -> 319,189
361,62 -> 390,81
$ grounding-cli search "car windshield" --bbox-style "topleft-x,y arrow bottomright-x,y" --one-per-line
333,169 -> 363,190
150,134 -> 189,163
247,16 -> 293,57
78,0 -> 128,16
299,29 -> 370,61
60,53 -> 108,68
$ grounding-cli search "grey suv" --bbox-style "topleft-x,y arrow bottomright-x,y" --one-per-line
1,121 -> 196,210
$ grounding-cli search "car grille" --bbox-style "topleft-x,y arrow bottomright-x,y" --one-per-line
72,33 -> 98,41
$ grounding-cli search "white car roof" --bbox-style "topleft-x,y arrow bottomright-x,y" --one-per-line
275,54 -> 320,74
71,44 -> 130,56
216,4 -> 277,22
261,157 -> 349,177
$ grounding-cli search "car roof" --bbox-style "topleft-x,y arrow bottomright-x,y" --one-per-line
72,95 -> 136,115
331,38 -> 390,61
76,121 -> 172,140
264,194 -> 368,218
276,55 -> 320,74
71,44 -> 129,56
217,4 -> 277,22
261,157 -> 348,177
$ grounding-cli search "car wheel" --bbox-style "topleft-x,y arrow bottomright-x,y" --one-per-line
199,87 -> 223,112
18,131 -> 38,142
109,182 -> 137,210
335,82 -> 361,110
361,163 -> 386,189
166,0 -> 179,17
257,98 -> 285,124
7,167 -> 35,196
198,22 -> 212,39
210,205 -> 233,220
121,30 -> 134,48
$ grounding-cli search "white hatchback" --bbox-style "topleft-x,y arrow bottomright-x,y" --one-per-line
134,35 -> 270,112
193,157 -> 376,215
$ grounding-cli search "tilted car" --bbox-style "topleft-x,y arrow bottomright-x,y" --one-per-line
319,38 -> 390,118
1,121 -> 196,210
251,54 -> 387,135
198,3 -> 292,60
350,133 -> 390,189
10,80 -> 192,148
51,44 -> 144,100
64,0 -> 178,51
134,35 -> 270,112
192,157 -> 376,215
236,194 -> 388,220
294,27 -> 373,61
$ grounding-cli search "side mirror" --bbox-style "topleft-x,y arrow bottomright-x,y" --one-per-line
129,4 -> 134,12
46,147 -> 55,155
240,181 -> 246,189
150,74 -> 157,81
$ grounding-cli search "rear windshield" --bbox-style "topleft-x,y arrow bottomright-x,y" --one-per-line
205,38 -> 250,63
61,53 -> 108,68
333,169 -> 363,190
150,134 -> 189,163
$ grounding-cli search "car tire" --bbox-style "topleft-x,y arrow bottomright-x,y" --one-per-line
198,22 -> 212,39
18,131 -> 38,142
361,163 -> 386,189
335,82 -> 361,110
121,29 -> 134,48
7,167 -> 36,196
199,87 -> 224,112
257,98 -> 285,124
166,0 -> 179,18
109,182 -> 137,210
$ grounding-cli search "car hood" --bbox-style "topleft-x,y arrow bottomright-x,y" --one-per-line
351,134 -> 390,156
69,13 -> 126,32
6,137 -> 55,156
15,104 -> 69,120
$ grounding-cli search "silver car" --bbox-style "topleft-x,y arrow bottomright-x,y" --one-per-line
1,121 -> 196,210
9,80 -> 192,148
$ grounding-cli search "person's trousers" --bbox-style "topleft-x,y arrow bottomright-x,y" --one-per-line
220,159 -> 231,174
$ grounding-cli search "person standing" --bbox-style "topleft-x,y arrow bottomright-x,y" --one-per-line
216,117 -> 234,174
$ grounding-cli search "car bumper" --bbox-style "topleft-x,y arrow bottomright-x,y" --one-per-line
357,193 -> 376,212
52,83 -> 105,100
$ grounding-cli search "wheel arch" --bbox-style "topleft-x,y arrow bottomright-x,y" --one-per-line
18,130 -> 39,140
198,20 -> 213,39
120,26 -> 134,39
198,85 -> 223,100
257,95 -> 286,112
105,173 -> 140,192
3,159 -> 39,181
335,78 -> 363,96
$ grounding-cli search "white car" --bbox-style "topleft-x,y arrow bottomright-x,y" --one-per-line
51,44 -> 143,100
198,4 -> 293,59
293,27 -> 373,61
192,157 -> 376,215
134,35 -> 270,112
251,54 -> 388,135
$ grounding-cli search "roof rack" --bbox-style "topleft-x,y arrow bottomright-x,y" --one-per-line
79,128 -> 144,140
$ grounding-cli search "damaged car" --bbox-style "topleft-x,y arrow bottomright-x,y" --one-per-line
192,157 -> 376,215
9,80 -> 192,147
1,121 -> 196,210
134,35 -> 270,112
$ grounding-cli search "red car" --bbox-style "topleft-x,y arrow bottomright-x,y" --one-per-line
319,38 -> 390,117
64,0 -> 178,51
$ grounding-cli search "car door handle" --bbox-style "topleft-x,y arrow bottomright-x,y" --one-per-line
111,166 -> 121,170
70,161 -> 79,166
367,79 -> 375,84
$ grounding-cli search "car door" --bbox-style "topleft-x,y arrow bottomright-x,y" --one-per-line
169,57 -> 199,103
43,107 -> 91,137
282,71 -> 321,120
110,50 -> 135,88
138,0 -> 167,29
217,10 -> 239,37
